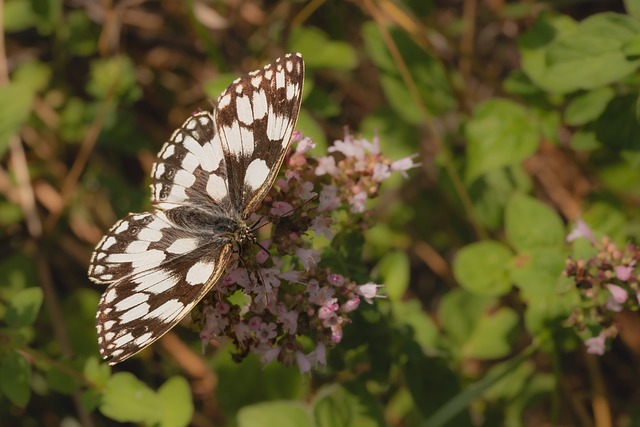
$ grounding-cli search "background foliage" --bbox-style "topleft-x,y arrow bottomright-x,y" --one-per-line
2,0 -> 640,426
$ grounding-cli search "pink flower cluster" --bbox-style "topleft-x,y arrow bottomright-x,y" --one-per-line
194,131 -> 418,373
564,220 -> 640,355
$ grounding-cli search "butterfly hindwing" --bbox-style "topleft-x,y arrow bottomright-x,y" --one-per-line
215,53 -> 304,216
91,53 -> 305,364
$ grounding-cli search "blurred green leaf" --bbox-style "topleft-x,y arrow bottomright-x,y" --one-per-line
376,251 -> 410,301
439,289 -> 497,351
393,299 -> 440,351
509,248 -> 567,297
505,194 -> 565,252
46,365 -> 82,394
453,241 -> 513,296
83,357 -> 110,388
290,27 -> 357,70
565,87 -> 615,125
238,401 -> 313,427
158,376 -> 194,427
0,352 -> 31,407
469,165 -> 533,229
4,0 -> 37,32
462,307 -> 519,359
5,287 -> 43,327
0,81 -> 34,156
465,99 -> 539,183
100,372 -> 160,423
570,129 -> 601,151
313,385 -> 359,427
522,13 -> 640,93
87,56 -> 141,102
13,60 -> 52,93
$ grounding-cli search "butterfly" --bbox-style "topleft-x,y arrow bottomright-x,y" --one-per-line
88,53 -> 304,365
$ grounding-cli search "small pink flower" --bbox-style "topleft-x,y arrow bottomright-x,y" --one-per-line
327,273 -> 345,287
309,342 -> 326,367
607,284 -> 628,304
296,351 -> 311,374
278,308 -> 299,334
296,137 -> 315,154
257,322 -> 277,343
566,219 -> 596,244
585,333 -> 607,355
234,322 -> 251,342
297,181 -> 317,200
341,296 -> 360,313
390,155 -> 419,178
248,317 -> 262,330
256,249 -> 270,264
372,164 -> 391,182
350,191 -> 367,213
271,201 -> 294,217
318,185 -> 339,212
261,346 -> 281,364
357,283 -> 385,304
318,298 -> 339,320
315,156 -> 339,176
295,247 -> 320,270
215,301 -> 230,314
616,265 -> 634,281
310,216 -> 333,239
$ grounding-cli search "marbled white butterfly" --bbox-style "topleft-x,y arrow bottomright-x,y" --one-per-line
88,53 -> 304,365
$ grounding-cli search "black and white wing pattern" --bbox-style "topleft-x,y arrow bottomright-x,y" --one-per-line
89,53 -> 304,365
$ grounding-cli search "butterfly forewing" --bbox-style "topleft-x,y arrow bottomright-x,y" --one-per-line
215,53 -> 304,216
90,53 -> 305,364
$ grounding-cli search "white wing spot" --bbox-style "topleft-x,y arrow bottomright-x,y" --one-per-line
115,293 -> 149,312
153,163 -> 165,179
185,118 -> 198,130
133,269 -> 177,293
134,332 -> 153,346
161,144 -> 175,159
251,75 -> 262,88
138,228 -> 163,242
286,60 -> 293,72
148,299 -> 184,321
166,238 -> 198,254
114,221 -> 129,234
103,320 -> 116,330
252,89 -> 267,120
287,82 -> 297,101
245,159 -> 270,190
101,236 -> 117,250
265,69 -> 273,79
235,83 -> 244,94
186,260 -> 214,285
114,332 -> 135,347
206,173 -> 227,201
104,288 -> 117,304
276,70 -> 285,89
236,95 -> 254,126
218,93 -> 231,110
126,240 -> 150,254
120,302 -> 151,323
222,121 -> 243,156
174,170 -> 196,187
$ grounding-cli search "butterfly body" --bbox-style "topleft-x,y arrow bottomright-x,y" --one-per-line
89,53 -> 304,364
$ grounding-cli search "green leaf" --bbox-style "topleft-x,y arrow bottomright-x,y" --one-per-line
83,357 -> 110,388
5,287 -> 43,327
392,299 -> 440,351
438,289 -> 497,352
565,87 -> 615,126
465,99 -> 539,183
523,13 -> 640,93
238,401 -> 313,427
570,129 -> 601,151
312,385 -> 359,427
4,0 -> 38,32
462,307 -> 519,359
453,241 -> 513,296
505,194 -> 565,251
87,56 -> 141,102
158,376 -> 194,427
100,372 -> 161,423
0,81 -> 34,156
46,366 -> 82,394
524,288 -> 578,336
509,248 -> 567,297
0,352 -> 31,407
469,165 -> 533,229
376,251 -> 410,301
289,27 -> 357,70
